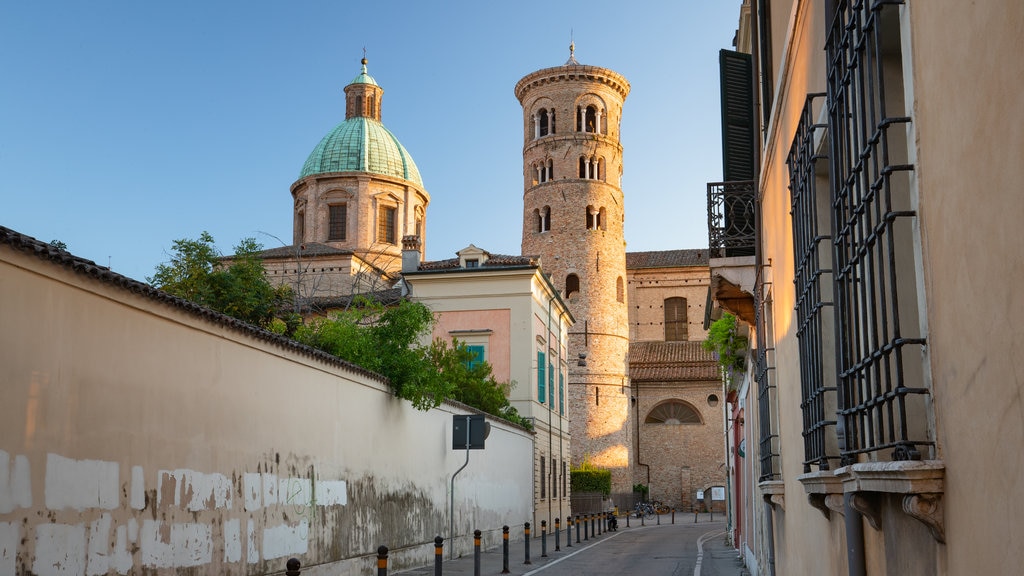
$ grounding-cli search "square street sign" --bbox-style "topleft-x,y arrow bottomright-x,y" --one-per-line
452,414 -> 487,450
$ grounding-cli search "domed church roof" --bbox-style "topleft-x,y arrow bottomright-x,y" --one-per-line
298,59 -> 422,187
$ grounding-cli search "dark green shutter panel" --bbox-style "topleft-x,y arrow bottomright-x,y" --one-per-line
538,351 -> 546,403
719,49 -> 755,182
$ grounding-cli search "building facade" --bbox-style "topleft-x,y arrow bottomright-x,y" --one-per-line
514,46 -> 634,494
626,250 -> 725,512
710,1 -> 1024,575
401,242 -> 573,532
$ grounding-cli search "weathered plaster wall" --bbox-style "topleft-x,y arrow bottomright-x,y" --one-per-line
0,245 -> 533,576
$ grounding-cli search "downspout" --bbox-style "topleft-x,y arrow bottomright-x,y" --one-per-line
547,294 -> 554,528
749,2 -> 773,572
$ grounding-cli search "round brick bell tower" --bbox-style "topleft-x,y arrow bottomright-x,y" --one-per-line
515,44 -> 633,494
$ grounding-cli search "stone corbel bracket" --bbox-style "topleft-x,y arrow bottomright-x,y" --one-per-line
760,480 -> 785,511
798,470 -> 844,520
835,460 -> 945,544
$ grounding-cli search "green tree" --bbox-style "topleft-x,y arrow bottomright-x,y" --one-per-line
149,232 -> 291,328
294,299 -> 529,420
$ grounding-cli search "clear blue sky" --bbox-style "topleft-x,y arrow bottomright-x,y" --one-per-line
1,1 -> 741,282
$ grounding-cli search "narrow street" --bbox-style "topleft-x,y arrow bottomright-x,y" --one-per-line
400,517 -> 750,576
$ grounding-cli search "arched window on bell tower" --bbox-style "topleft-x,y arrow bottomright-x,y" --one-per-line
539,109 -> 550,136
565,274 -> 580,297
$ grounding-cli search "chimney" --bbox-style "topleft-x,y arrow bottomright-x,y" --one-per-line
401,235 -> 422,273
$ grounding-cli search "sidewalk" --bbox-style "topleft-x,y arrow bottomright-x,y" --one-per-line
395,513 -> 738,576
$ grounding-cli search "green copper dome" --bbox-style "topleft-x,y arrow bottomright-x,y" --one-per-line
299,117 -> 422,186
350,62 -> 378,86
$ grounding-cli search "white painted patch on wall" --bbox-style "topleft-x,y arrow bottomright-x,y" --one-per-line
86,513 -> 112,576
263,473 -> 279,507
280,477 -> 311,509
33,522 -> 86,576
262,521 -> 309,560
130,465 -> 145,510
0,451 -> 32,513
317,479 -> 348,506
247,519 -> 259,564
224,518 -> 241,563
44,453 -> 119,511
1,522 -> 19,575
244,472 -> 262,511
111,524 -> 133,574
140,520 -> 213,568
157,469 -> 232,511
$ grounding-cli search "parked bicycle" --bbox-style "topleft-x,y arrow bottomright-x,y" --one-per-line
633,501 -> 655,519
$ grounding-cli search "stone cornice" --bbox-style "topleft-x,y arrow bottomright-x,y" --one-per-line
515,65 -> 630,102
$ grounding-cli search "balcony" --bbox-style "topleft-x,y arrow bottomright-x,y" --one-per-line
706,180 -> 757,326
707,180 -> 756,259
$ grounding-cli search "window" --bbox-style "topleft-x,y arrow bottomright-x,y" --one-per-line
539,109 -> 549,137
664,297 -> 688,341
559,370 -> 565,415
585,206 -> 602,230
464,259 -> 479,268
616,277 -> 624,303
595,387 -> 599,406
296,210 -> 305,243
565,274 -> 579,297
788,93 -> 838,472
328,204 -> 347,241
540,456 -> 546,499
548,361 -> 555,406
538,206 -> 551,232
645,401 -> 702,424
826,0 -> 929,462
465,345 -> 485,369
537,350 -> 546,403
377,206 -> 397,244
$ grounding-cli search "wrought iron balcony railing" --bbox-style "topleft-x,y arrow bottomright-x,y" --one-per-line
707,180 -> 756,258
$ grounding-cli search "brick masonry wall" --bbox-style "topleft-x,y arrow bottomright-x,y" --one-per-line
633,382 -> 726,511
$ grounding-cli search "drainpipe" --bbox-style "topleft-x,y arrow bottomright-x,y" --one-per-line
763,500 -> 777,576
844,494 -> 866,576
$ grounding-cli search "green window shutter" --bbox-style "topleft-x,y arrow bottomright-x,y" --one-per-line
559,371 -> 565,415
465,345 -> 485,370
537,351 -> 546,403
719,49 -> 755,182
548,363 -> 555,406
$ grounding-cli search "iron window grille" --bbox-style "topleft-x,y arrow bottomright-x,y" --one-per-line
755,272 -> 780,482
787,93 -> 842,472
826,0 -> 931,463
707,181 -> 757,258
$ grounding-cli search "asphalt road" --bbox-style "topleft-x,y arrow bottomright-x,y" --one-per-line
518,521 -> 745,576
399,517 -> 750,576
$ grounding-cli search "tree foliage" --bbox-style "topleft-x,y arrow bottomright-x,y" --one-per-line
148,232 -> 292,328
294,298 -> 530,422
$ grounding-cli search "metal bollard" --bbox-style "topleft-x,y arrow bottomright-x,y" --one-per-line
591,514 -> 596,536
711,509 -> 714,522
377,546 -> 389,576
555,517 -> 561,551
672,508 -> 676,524
657,510 -> 661,525
286,558 -> 301,576
566,516 -> 572,548
598,513 -> 603,535
524,522 -> 532,565
626,512 -> 630,528
583,515 -> 589,541
541,520 -> 548,558
575,515 -> 581,543
502,526 -> 510,574
434,536 -> 443,576
694,508 -> 698,523
474,529 -> 482,576
642,511 -> 646,526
